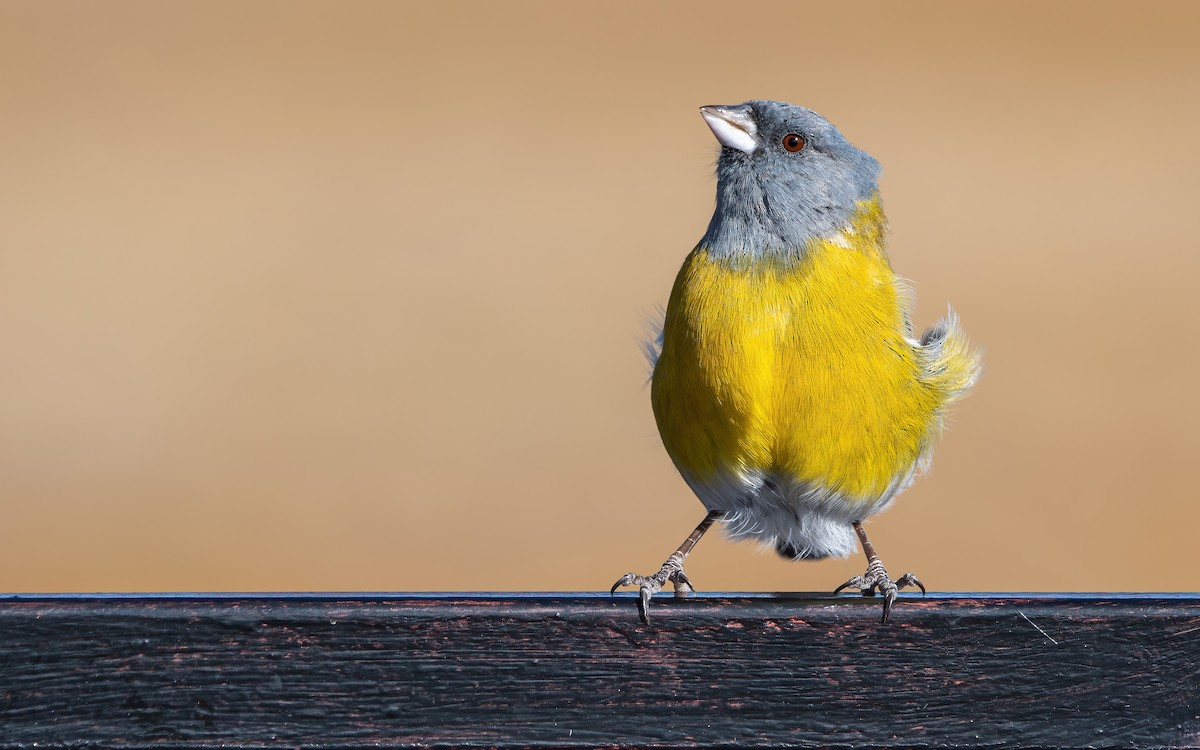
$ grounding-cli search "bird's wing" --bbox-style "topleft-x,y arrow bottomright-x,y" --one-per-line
915,307 -> 983,405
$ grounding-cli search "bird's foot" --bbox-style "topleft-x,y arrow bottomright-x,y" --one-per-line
610,552 -> 695,624
834,555 -> 925,624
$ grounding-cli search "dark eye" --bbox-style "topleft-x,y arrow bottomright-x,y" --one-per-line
782,133 -> 806,152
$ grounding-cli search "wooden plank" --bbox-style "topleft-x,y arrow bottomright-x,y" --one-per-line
0,593 -> 1197,748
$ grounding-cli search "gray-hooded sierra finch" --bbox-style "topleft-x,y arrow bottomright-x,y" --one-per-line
613,101 -> 981,623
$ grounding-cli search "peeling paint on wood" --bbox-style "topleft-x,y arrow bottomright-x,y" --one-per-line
0,593 -> 1197,748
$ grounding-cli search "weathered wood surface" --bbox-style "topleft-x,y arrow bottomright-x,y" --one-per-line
0,593 -> 1198,748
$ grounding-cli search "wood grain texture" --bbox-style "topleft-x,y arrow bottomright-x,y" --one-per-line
1,593 -> 1198,748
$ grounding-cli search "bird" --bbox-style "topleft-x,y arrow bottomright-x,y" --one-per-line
612,100 -> 981,624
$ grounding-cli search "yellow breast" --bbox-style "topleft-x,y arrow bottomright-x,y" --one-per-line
652,197 -> 943,501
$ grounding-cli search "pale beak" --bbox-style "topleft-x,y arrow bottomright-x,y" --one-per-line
700,104 -> 758,154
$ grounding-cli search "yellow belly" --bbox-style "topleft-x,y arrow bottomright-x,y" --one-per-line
652,208 -> 943,501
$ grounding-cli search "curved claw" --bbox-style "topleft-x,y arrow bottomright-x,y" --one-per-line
638,587 -> 653,625
610,573 -> 636,595
896,572 -> 926,596
882,573 -> 925,623
671,569 -> 695,597
833,575 -> 865,596
881,589 -> 897,624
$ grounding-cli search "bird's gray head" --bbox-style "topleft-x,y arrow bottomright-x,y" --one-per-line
698,100 -> 881,260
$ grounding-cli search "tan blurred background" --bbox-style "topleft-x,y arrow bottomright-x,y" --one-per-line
1,1 -> 1198,593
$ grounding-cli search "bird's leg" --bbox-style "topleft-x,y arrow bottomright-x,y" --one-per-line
611,511 -> 721,624
834,521 -> 925,624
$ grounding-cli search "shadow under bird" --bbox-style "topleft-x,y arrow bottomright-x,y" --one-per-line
612,100 -> 981,624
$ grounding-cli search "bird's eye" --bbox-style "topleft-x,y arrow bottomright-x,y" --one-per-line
782,133 -> 806,152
